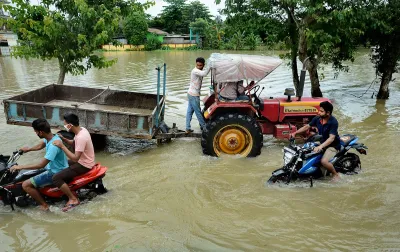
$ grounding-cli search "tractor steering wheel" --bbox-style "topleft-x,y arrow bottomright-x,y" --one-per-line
247,85 -> 260,98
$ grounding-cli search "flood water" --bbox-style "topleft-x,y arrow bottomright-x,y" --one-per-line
0,50 -> 399,251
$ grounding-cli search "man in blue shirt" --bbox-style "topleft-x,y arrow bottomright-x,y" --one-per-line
11,119 -> 68,211
290,101 -> 341,180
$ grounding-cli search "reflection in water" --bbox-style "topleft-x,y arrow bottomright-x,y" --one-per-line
0,50 -> 400,251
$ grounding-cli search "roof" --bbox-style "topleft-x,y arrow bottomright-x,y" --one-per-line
147,28 -> 168,36
207,53 -> 283,83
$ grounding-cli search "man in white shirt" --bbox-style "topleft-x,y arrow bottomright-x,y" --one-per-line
186,57 -> 210,133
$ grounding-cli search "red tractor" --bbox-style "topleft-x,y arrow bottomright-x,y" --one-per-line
201,54 -> 330,157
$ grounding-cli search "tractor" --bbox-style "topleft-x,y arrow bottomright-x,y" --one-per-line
201,53 -> 330,157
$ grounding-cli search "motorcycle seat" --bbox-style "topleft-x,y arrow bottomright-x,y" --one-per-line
340,134 -> 357,146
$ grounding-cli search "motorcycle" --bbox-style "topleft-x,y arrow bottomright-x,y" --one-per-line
267,134 -> 368,186
0,149 -> 108,211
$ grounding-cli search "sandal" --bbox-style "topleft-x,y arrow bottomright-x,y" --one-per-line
62,202 -> 80,212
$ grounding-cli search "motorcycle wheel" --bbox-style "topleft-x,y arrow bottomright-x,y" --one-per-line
94,179 -> 108,194
335,153 -> 361,174
86,191 -> 98,200
267,173 -> 290,184
15,196 -> 30,207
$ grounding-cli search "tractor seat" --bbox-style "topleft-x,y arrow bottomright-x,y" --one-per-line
340,134 -> 357,146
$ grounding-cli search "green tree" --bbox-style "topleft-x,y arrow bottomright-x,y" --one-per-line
246,33 -> 261,50
189,18 -> 208,36
182,0 -> 212,30
2,0 -> 143,84
191,17 -> 225,50
154,0 -> 212,34
123,12 -> 148,46
159,0 -> 186,33
204,17 -> 225,49
219,0 -> 365,98
231,31 -> 245,50
366,0 -> 400,99
0,0 -> 10,30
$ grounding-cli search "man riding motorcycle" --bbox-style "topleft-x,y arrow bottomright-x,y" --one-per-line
10,119 -> 68,211
52,113 -> 96,212
290,101 -> 341,181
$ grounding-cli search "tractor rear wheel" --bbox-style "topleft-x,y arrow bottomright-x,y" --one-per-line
201,113 -> 263,157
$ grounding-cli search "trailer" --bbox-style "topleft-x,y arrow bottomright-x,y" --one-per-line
2,64 -> 200,142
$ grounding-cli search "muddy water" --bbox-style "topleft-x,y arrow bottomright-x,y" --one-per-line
0,50 -> 399,251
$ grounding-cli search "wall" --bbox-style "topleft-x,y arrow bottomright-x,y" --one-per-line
102,45 -> 145,51
163,43 -> 198,49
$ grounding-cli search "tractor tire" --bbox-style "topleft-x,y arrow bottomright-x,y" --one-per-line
201,113 -> 263,157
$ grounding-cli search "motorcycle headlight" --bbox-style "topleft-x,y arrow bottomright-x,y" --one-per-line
283,152 -> 294,165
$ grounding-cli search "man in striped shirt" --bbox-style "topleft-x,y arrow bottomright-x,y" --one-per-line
186,57 -> 210,133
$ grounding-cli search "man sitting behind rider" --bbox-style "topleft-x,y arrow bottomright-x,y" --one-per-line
52,113 -> 95,211
10,119 -> 68,211
218,80 -> 249,101
290,101 -> 341,180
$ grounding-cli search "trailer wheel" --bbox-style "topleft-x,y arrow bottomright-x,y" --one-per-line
201,113 -> 263,157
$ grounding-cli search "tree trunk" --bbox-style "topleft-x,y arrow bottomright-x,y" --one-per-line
377,70 -> 392,99
57,58 -> 66,84
57,67 -> 66,84
298,27 -> 323,97
308,60 -> 323,97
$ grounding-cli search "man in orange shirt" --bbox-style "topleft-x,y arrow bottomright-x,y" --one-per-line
52,113 -> 95,211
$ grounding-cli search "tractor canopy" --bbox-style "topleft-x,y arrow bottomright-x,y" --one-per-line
207,53 -> 282,83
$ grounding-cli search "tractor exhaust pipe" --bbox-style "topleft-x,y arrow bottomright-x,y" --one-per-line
297,57 -> 310,101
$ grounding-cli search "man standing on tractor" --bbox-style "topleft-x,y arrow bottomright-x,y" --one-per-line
186,57 -> 210,134
290,101 -> 341,181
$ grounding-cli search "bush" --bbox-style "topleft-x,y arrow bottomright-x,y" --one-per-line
144,36 -> 162,51
221,42 -> 235,50
245,33 -> 261,50
177,45 -> 200,51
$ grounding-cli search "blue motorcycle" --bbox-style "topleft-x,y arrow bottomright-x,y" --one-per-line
267,134 -> 368,186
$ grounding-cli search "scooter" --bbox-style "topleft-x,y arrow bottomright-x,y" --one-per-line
267,134 -> 368,186
0,150 -> 108,210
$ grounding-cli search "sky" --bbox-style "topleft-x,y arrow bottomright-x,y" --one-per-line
144,0 -> 225,17
27,0 -> 226,18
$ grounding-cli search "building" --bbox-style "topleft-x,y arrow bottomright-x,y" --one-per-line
147,28 -> 168,43
0,32 -> 17,56
162,34 -> 202,49
102,28 -> 202,51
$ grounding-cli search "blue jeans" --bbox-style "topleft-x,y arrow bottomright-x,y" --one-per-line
186,94 -> 206,130
30,170 -> 55,188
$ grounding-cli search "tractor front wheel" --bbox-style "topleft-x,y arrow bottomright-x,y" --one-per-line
201,113 -> 263,157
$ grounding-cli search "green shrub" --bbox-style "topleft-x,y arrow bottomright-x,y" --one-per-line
144,36 -> 162,51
